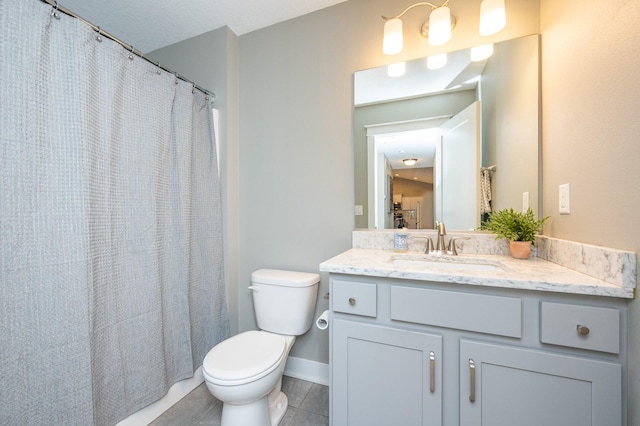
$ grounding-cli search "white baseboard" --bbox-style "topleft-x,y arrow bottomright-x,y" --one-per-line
116,366 -> 205,426
284,356 -> 329,386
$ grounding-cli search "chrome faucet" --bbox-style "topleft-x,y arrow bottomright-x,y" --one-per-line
435,221 -> 447,252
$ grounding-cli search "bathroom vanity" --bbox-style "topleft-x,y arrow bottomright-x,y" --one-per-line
320,230 -> 635,426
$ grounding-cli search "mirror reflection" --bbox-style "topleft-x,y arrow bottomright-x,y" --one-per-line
354,34 -> 540,230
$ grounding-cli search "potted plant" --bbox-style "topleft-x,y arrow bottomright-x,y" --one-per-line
481,208 -> 549,259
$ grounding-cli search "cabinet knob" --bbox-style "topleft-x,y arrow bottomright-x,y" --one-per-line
577,325 -> 590,336
348,297 -> 356,305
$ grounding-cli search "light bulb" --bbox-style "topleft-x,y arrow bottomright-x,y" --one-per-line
428,7 -> 452,46
479,0 -> 506,36
383,18 -> 403,55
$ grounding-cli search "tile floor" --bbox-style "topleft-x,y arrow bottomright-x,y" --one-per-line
149,376 -> 329,426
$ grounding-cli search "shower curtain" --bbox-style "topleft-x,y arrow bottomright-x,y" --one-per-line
0,1 -> 230,424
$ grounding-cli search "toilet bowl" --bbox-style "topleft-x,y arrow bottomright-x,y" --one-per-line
202,269 -> 319,426
203,331 -> 295,426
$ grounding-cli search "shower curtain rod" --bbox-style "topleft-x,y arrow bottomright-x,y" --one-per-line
40,0 -> 216,101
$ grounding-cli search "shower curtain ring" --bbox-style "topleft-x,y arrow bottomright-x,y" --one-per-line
174,73 -> 179,85
192,84 -> 196,94
51,1 -> 61,19
96,27 -> 103,42
156,62 -> 162,75
128,46 -> 135,60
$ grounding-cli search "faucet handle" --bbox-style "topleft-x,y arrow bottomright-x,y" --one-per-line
447,237 -> 470,255
414,236 -> 434,254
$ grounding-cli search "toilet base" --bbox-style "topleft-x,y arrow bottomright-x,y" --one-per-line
219,390 -> 289,426
269,390 -> 289,426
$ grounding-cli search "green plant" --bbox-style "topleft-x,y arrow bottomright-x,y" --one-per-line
481,208 -> 549,244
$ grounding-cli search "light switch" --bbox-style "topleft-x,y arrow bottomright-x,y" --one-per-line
522,192 -> 530,212
354,205 -> 363,216
559,183 -> 570,214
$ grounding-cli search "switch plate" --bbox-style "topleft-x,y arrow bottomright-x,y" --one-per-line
522,192 -> 530,212
354,205 -> 363,216
559,183 -> 570,214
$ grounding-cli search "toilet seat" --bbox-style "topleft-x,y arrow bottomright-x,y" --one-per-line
203,331 -> 286,386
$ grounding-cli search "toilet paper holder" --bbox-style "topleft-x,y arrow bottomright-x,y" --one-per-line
316,310 -> 329,330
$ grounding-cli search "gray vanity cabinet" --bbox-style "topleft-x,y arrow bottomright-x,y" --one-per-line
459,340 -> 621,426
329,275 -> 626,426
332,319 -> 442,426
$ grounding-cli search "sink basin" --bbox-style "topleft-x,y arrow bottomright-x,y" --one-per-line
391,255 -> 509,272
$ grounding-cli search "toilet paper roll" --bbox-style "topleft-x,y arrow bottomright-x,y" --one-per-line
316,310 -> 329,330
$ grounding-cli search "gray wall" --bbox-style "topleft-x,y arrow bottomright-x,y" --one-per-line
540,0 -> 640,422
237,0 -> 539,364
147,4 -> 640,422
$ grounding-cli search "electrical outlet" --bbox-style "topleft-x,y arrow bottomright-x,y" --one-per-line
354,205 -> 363,216
522,192 -> 530,212
559,183 -> 570,214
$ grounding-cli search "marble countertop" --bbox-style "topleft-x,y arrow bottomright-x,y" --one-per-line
320,248 -> 635,299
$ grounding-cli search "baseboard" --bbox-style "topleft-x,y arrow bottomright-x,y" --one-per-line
116,366 -> 205,426
283,356 -> 329,386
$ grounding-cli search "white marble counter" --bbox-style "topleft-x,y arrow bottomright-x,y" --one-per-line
320,233 -> 636,299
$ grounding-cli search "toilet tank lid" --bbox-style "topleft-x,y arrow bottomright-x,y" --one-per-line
251,269 -> 320,287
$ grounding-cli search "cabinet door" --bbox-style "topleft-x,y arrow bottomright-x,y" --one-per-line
332,319 -> 442,426
459,340 -> 621,426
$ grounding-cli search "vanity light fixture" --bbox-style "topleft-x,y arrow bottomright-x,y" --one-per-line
403,158 -> 418,166
382,0 -> 506,54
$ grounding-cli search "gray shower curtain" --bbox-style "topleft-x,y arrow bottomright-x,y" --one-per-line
0,1 -> 230,424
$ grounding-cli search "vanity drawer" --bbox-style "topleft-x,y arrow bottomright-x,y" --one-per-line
332,280 -> 377,317
390,286 -> 521,338
540,302 -> 620,354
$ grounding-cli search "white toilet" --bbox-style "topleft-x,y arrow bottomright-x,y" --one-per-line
202,269 -> 320,426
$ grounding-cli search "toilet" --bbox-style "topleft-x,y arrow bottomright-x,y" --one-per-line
202,269 -> 320,426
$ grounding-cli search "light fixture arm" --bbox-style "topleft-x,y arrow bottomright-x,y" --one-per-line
382,1 -> 450,20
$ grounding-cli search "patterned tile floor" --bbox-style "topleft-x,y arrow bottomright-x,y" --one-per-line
149,376 -> 329,426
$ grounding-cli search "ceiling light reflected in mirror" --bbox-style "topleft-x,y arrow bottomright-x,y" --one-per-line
427,53 -> 448,70
470,44 -> 494,61
403,158 -> 418,166
388,62 -> 407,77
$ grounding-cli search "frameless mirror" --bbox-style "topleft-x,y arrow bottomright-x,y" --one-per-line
354,34 -> 540,230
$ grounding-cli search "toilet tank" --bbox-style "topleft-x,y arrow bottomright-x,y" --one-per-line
250,269 -> 320,336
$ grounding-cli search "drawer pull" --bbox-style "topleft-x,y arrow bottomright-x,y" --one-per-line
429,351 -> 435,393
348,297 -> 356,305
577,325 -> 590,336
469,359 -> 476,402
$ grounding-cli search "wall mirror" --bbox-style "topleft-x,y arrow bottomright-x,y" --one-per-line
353,34 -> 540,230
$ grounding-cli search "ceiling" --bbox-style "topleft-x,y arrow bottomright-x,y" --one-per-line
375,127 -> 441,185
58,0 -> 348,53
